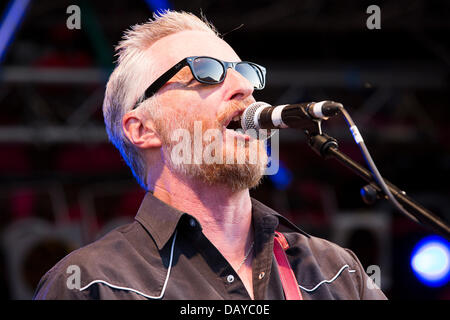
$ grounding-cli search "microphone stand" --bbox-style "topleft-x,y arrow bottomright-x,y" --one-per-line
302,122 -> 450,239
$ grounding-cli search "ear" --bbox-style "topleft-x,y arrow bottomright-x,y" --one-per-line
122,112 -> 162,149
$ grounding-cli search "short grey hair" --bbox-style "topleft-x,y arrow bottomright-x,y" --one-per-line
102,10 -> 219,189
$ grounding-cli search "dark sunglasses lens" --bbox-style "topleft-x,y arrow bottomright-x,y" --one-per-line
193,58 -> 225,83
235,63 -> 264,89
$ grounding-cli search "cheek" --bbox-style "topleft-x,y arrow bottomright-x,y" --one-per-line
198,90 -> 229,124
159,86 -> 225,125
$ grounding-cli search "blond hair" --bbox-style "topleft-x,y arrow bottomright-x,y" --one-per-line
102,10 -> 219,189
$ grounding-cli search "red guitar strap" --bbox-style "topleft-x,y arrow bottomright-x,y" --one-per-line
273,231 -> 303,300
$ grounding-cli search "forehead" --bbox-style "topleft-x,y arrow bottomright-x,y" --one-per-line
146,30 -> 241,78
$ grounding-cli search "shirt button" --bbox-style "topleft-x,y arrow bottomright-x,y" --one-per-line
258,272 -> 265,280
226,275 -> 235,283
189,218 -> 196,228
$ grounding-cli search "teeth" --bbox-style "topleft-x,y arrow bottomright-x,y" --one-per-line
232,115 -> 240,121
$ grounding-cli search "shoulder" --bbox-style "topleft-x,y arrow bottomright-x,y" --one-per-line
33,221 -> 148,300
280,231 -> 387,300
283,231 -> 360,277
253,199 -> 386,299
285,232 -> 356,263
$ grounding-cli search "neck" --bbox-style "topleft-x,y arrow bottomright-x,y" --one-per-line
150,166 -> 253,249
148,164 -> 255,299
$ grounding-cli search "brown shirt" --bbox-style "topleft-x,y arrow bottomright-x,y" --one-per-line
33,193 -> 387,300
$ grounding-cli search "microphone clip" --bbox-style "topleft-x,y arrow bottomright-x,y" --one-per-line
307,133 -> 338,159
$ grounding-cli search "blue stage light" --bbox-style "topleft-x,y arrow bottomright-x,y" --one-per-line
0,0 -> 31,62
410,236 -> 450,287
145,0 -> 172,12
269,160 -> 292,190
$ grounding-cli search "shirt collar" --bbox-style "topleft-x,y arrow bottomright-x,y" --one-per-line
135,192 -> 186,250
250,197 -> 310,238
135,192 -> 310,250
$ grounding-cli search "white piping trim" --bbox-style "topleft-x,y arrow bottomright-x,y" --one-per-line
79,231 -> 177,299
299,264 -> 356,293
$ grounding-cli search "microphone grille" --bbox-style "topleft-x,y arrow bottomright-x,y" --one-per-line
241,101 -> 271,131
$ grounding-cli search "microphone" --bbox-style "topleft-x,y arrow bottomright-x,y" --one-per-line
240,101 -> 343,131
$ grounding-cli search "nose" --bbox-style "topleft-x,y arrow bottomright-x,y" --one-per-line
222,68 -> 254,101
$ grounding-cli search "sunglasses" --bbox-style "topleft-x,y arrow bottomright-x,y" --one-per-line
132,56 -> 266,109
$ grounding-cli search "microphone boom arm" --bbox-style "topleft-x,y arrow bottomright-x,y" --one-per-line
306,132 -> 450,239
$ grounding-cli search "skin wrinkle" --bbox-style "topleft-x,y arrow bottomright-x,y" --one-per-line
159,65 -> 254,103
157,63 -> 255,130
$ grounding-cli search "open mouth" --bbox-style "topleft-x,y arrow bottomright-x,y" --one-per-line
226,116 -> 242,130
224,110 -> 244,130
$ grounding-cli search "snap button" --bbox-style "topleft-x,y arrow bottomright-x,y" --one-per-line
226,275 -> 235,283
258,272 -> 265,280
189,218 -> 196,228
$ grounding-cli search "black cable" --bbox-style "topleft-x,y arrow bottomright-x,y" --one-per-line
338,106 -> 420,223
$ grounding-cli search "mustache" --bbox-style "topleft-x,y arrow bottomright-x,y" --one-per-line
216,97 -> 255,127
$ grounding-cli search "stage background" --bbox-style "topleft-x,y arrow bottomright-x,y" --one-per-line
0,0 -> 448,299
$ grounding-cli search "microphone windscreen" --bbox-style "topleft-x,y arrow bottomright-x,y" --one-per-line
241,101 -> 271,131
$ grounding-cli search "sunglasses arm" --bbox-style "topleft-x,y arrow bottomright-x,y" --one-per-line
133,60 -> 188,109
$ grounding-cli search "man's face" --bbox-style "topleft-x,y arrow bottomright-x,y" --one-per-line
146,30 -> 268,191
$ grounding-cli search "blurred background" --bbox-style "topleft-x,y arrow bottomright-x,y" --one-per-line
0,0 -> 449,299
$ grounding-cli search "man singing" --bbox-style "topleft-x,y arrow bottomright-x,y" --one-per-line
34,10 -> 386,300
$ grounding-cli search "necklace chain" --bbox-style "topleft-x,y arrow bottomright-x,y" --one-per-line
236,241 -> 254,273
